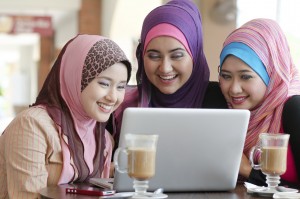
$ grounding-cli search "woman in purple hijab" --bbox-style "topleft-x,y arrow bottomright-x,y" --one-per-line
110,0 -> 227,145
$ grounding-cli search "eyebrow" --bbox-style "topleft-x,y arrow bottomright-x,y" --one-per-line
170,48 -> 186,53
146,47 -> 186,54
97,76 -> 127,83
221,69 -> 254,73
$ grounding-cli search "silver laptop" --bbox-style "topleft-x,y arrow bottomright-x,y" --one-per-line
113,108 -> 250,192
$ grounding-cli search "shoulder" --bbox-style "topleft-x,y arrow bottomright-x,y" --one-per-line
284,95 -> 300,109
202,81 -> 228,108
283,95 -> 300,116
15,106 -> 53,126
4,106 -> 57,138
282,95 -> 300,131
205,82 -> 222,93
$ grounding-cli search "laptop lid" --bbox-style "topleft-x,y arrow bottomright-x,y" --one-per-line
113,108 -> 250,192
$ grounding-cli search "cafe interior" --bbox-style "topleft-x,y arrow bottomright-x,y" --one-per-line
0,0 -> 299,133
1,1 -> 300,199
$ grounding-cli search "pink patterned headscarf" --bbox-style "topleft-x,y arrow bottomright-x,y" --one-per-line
221,18 -> 300,156
33,34 -> 131,183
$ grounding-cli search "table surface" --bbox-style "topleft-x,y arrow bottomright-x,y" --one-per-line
39,182 -> 271,199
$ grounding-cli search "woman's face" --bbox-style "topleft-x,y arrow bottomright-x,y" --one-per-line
219,55 -> 267,110
80,62 -> 128,122
143,36 -> 193,94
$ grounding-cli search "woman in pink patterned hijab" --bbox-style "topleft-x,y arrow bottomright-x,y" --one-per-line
219,18 -> 300,187
0,34 -> 131,198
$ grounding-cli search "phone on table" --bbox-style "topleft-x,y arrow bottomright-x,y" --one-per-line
89,178 -> 114,189
66,186 -> 116,196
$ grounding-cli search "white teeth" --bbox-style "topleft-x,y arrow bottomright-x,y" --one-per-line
97,102 -> 113,111
159,75 -> 176,80
232,97 -> 246,102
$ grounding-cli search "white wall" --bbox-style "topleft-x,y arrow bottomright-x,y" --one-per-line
198,0 -> 236,81
101,0 -> 163,84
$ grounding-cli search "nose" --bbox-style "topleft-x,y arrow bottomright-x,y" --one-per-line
229,79 -> 243,94
159,58 -> 173,73
105,88 -> 117,102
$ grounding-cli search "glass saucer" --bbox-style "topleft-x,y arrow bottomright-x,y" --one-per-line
101,192 -> 168,199
247,187 -> 298,197
131,192 -> 168,199
101,192 -> 133,198
273,192 -> 300,199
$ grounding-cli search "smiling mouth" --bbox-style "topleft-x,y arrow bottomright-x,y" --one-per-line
159,74 -> 177,81
231,96 -> 247,104
97,102 -> 113,111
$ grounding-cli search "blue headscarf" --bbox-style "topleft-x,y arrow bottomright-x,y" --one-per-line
220,42 -> 270,86
136,0 -> 210,108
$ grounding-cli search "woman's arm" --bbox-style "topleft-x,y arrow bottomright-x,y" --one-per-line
239,153 -> 252,178
245,96 -> 300,188
282,95 -> 300,181
3,109 -> 50,198
240,153 -> 267,186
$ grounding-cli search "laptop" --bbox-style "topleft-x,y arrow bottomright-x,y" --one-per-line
113,108 -> 250,192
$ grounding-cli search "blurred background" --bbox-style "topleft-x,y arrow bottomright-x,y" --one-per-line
0,0 -> 300,132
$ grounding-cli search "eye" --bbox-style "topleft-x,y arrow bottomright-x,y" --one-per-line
117,83 -> 127,90
220,73 -> 231,80
241,74 -> 252,80
147,52 -> 161,60
171,52 -> 184,60
98,81 -> 109,87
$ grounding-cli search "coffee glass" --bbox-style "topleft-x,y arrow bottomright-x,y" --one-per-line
249,133 -> 290,191
114,134 -> 158,198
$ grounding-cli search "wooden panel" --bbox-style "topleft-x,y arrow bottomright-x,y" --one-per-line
79,0 -> 101,35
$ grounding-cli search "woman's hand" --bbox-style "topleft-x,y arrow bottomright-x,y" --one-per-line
110,162 -> 115,177
239,153 -> 252,178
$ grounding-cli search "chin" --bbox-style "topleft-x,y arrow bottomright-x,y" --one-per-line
95,114 -> 110,123
97,118 -> 109,123
232,104 -> 249,110
159,88 -> 178,95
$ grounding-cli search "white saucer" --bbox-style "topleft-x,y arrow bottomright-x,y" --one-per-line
131,192 -> 168,199
247,187 -> 298,197
101,192 -> 134,198
247,187 -> 277,197
273,192 -> 300,199
101,192 -> 168,199
244,182 -> 298,197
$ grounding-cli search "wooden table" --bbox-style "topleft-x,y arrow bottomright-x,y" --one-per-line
39,182 -> 269,199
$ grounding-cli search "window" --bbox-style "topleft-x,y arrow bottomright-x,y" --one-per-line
237,0 -> 300,68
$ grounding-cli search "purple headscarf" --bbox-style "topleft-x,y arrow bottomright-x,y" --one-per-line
136,0 -> 210,108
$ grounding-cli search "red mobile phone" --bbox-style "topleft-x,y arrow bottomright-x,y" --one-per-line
66,187 -> 116,196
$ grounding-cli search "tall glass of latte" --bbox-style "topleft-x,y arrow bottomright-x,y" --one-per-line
249,133 -> 290,191
114,134 -> 158,198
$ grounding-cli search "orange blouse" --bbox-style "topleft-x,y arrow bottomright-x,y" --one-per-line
0,107 -> 112,199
